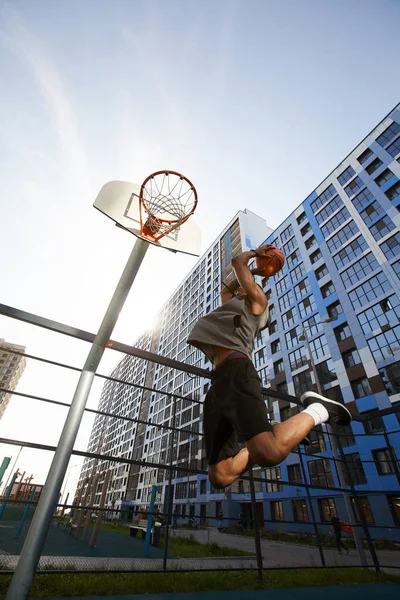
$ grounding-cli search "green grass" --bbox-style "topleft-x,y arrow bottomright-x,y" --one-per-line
0,567 -> 398,598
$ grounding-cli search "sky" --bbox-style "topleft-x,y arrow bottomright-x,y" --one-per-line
1,0 -> 400,501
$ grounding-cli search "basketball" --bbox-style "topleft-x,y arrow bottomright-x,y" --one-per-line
255,246 -> 285,276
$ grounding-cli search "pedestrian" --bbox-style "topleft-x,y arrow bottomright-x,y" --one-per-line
330,516 -> 349,555
187,246 -> 352,488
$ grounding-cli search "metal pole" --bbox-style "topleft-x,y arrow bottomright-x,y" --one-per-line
382,425 -> 400,486
2,447 -> 22,496
297,447 -> 326,566
15,487 -> 36,539
301,327 -> 368,568
6,237 -> 149,600
249,468 -> 263,580
163,395 -> 177,571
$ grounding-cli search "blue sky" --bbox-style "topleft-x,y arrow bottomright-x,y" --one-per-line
1,0 -> 400,493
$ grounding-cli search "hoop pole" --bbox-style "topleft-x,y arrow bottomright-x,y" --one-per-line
6,237 -> 149,600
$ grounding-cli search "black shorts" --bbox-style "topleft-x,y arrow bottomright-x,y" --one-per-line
203,355 -> 273,465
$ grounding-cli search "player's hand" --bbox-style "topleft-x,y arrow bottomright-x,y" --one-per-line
251,267 -> 267,277
255,244 -> 276,256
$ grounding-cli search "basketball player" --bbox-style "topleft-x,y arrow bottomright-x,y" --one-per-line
187,245 -> 352,488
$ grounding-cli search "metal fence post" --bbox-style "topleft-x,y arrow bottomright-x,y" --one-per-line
249,468 -> 263,580
163,395 -> 177,571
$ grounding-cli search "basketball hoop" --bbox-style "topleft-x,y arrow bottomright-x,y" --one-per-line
139,170 -> 198,241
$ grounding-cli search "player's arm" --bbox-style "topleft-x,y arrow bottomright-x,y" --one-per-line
231,249 -> 268,314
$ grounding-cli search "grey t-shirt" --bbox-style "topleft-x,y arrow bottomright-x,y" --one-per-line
187,295 -> 269,363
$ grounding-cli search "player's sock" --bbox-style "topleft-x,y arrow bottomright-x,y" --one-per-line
302,403 -> 329,426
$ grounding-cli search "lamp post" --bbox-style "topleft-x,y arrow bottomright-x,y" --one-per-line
299,318 -> 368,567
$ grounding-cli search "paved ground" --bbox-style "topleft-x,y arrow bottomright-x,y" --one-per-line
31,583 -> 400,600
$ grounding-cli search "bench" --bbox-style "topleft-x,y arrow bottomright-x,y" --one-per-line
129,519 -> 161,547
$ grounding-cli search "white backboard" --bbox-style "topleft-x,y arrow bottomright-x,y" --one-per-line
94,180 -> 201,256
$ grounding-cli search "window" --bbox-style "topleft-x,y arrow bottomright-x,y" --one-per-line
315,265 -> 329,280
303,315 -> 322,336
357,294 -> 400,335
334,322 -> 351,342
357,148 -> 373,164
287,249 -> 301,269
276,275 -> 289,295
279,290 -> 294,311
265,467 -> 282,492
320,280 -> 335,298
310,249 -> 322,264
297,212 -> 307,225
305,235 -> 317,251
273,359 -> 284,376
308,458 -> 334,487
365,158 -> 383,175
301,223 -> 311,236
269,320 -> 278,334
200,479 -> 207,494
327,221 -> 359,253
338,165 -> 355,186
372,448 -> 396,475
311,184 -> 337,213
340,254 -> 379,289
343,453 -> 367,485
367,326 -> 400,361
344,176 -> 364,197
386,181 -> 400,201
375,169 -> 394,187
380,233 -> 400,259
271,501 -> 284,521
316,358 -> 337,385
351,377 -> 372,399
292,499 -> 308,522
283,236 -> 297,255
289,346 -> 308,370
298,295 -> 316,317
281,224 -> 294,243
348,272 -> 391,310
386,136 -> 400,158
331,423 -> 356,448
285,327 -> 300,349
387,496 -> 400,524
293,370 -> 313,397
276,381 -> 288,395
370,216 -> 395,240
376,121 -> 400,147
352,187 -> 374,212
271,339 -> 281,354
282,308 -> 296,329
363,410 -> 384,434
319,498 -> 337,522
294,278 -> 310,299
309,335 -> 329,360
350,497 -> 374,524
360,200 -> 383,226
379,362 -> 400,395
333,236 -> 365,269
287,464 -> 302,485
315,195 -> 343,226
327,300 -> 343,319
321,207 -> 351,238
175,482 -> 187,499
290,262 -> 305,283
342,348 -> 361,368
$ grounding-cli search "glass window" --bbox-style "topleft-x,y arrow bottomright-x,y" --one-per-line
327,300 -> 343,319
350,497 -> 374,524
276,275 -> 289,295
380,233 -> 400,259
279,290 -> 294,312
280,224 -> 294,243
297,212 -> 307,225
271,501 -> 284,521
310,249 -> 322,264
305,235 -> 317,250
344,176 -> 364,197
367,326 -> 400,361
331,423 -> 356,448
320,280 -> 335,298
294,278 -> 311,299
386,136 -> 400,158
273,359 -> 285,376
387,496 -> 400,524
315,264 -> 329,280
287,464 -> 302,484
365,158 -> 383,175
357,148 -> 373,164
293,370 -> 313,397
315,195 -> 343,225
303,315 -> 323,336
292,499 -> 309,522
327,221 -> 359,253
360,200 -> 383,226
311,184 -> 337,213
379,362 -> 400,395
319,498 -> 337,522
282,308 -> 296,329
363,410 -> 384,434
265,467 -> 282,492
340,253 -> 379,289
271,339 -> 281,354
276,381 -> 288,395
309,335 -> 329,359
285,327 -> 301,349
269,320 -> 278,334
342,348 -> 361,368
290,262 -> 305,283
337,165 -> 355,186
376,121 -> 400,146
316,358 -> 337,385
286,249 -> 301,269
375,169 -> 394,187
370,216 -> 395,240
321,206 -> 351,238
351,377 -> 372,399
385,181 -> 400,201
352,187 -> 374,212
301,223 -> 312,237
344,452 -> 367,485
357,294 -> 400,335
283,236 -> 297,255
348,272 -> 391,311
289,346 -> 308,370
334,236 -> 368,270
372,448 -> 396,475
298,295 -> 316,318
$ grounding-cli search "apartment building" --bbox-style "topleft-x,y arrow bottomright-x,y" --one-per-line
0,339 -> 26,420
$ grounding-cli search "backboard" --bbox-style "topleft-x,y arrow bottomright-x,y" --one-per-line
94,180 -> 201,256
